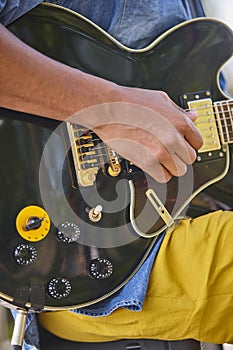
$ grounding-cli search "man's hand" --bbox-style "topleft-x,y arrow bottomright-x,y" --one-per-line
72,89 -> 203,183
0,24 -> 203,183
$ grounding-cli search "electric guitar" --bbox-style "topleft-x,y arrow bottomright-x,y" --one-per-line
0,3 -> 233,311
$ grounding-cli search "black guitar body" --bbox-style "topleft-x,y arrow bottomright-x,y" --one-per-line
0,108 -> 154,310
0,3 -> 232,310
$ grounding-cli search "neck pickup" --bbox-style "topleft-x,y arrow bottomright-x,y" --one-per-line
182,91 -> 233,153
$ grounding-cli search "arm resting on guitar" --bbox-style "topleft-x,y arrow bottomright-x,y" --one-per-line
0,23 -> 116,120
0,23 -> 202,182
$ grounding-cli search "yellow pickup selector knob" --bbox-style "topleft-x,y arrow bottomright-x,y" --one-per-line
16,205 -> 50,242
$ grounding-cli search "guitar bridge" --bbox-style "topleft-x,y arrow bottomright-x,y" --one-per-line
66,123 -> 121,187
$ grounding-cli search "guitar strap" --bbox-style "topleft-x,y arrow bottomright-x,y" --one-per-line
13,283 -> 45,311
30,283 -> 45,311
13,287 -> 30,309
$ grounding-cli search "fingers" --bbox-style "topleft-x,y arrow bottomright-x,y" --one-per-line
159,92 -> 203,151
182,114 -> 203,151
70,97 -> 204,184
105,138 -> 171,183
186,108 -> 199,121
105,132 -> 192,183
144,140 -> 193,182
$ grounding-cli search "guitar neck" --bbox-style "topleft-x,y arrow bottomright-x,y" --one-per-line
215,99 -> 233,145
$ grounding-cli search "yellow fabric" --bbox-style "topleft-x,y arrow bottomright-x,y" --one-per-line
38,210 -> 233,344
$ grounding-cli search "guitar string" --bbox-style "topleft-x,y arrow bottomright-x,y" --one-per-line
186,103 -> 233,148
77,101 -> 233,167
188,107 -> 233,123
184,102 -> 233,119
75,101 -> 233,136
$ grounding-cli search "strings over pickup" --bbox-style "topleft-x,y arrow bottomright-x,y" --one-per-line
188,97 -> 221,153
179,90 -> 231,163
66,123 -> 122,187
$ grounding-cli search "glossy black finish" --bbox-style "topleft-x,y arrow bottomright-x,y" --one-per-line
0,108 -> 152,309
0,3 -> 232,310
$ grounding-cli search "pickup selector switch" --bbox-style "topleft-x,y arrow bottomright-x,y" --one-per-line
14,244 -> 37,266
57,222 -> 80,243
89,258 -> 113,280
48,278 -> 72,299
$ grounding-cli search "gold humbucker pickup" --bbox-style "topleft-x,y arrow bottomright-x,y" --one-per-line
188,98 -> 221,153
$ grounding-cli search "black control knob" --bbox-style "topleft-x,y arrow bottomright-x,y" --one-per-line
13,244 -> 37,265
26,216 -> 44,230
57,222 -> 80,243
89,258 -> 113,280
48,278 -> 72,299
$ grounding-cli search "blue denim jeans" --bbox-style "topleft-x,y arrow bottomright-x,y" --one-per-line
1,0 -> 205,47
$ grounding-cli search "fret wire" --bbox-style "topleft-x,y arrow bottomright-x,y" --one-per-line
184,110 -> 233,119
219,102 -> 229,143
217,100 -> 233,143
184,99 -> 233,114
188,108 -> 233,121
185,100 -> 233,143
226,101 -> 233,135
194,123 -> 233,139
194,113 -> 233,123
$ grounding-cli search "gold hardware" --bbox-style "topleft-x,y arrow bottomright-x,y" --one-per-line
188,98 -> 221,153
107,148 -> 121,177
66,123 -> 99,187
89,205 -> 103,222
67,123 -> 122,186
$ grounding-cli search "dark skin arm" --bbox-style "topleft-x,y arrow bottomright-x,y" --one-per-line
0,23 -> 203,182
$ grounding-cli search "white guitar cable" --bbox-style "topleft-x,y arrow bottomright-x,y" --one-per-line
11,309 -> 27,350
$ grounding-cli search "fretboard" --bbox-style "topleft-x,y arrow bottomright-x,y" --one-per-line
214,99 -> 233,144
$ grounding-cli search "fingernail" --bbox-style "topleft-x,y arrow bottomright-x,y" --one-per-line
189,109 -> 198,117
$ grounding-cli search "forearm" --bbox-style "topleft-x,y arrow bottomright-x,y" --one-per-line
0,23 -> 117,120
0,24 -> 203,182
